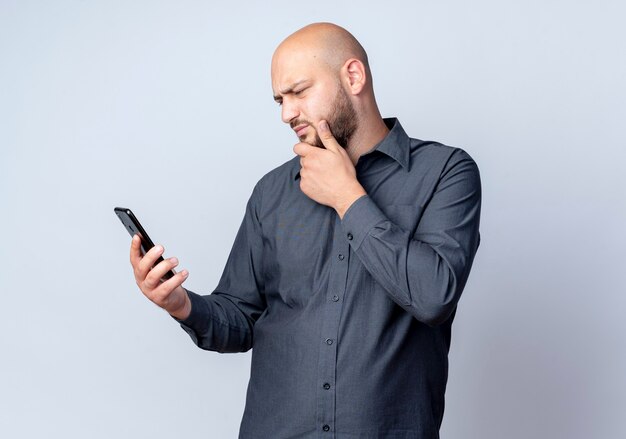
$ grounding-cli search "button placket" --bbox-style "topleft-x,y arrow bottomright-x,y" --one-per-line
315,215 -> 350,438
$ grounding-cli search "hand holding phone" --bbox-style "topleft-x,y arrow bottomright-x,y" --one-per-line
115,207 -> 176,279
115,207 -> 191,320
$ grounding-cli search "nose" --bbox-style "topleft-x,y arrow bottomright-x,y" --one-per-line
281,98 -> 299,124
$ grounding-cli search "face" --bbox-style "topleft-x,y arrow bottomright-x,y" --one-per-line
272,46 -> 358,148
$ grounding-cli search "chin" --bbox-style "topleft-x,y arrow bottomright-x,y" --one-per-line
299,133 -> 320,147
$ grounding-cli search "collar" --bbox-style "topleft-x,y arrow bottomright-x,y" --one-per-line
294,117 -> 410,180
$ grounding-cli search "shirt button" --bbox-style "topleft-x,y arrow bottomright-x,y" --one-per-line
338,253 -> 344,261
325,338 -> 334,345
347,233 -> 353,240
331,295 -> 339,302
323,425 -> 330,432
323,383 -> 331,390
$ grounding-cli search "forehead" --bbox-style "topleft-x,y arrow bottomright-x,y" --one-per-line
271,46 -> 329,92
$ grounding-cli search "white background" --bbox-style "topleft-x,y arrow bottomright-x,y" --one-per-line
1,1 -> 625,438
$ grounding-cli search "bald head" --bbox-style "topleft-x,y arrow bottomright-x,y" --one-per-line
271,23 -> 388,154
272,22 -> 371,80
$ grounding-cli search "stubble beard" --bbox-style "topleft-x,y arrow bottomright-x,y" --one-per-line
307,86 -> 358,149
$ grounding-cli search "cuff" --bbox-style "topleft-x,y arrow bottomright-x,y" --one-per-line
340,195 -> 387,251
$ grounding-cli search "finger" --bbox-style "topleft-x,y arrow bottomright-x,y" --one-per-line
144,256 -> 180,290
293,142 -> 315,157
316,120 -> 341,151
130,234 -> 142,268
152,271 -> 190,307
136,244 -> 165,281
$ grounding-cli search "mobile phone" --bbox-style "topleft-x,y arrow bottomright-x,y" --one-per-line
114,207 -> 175,280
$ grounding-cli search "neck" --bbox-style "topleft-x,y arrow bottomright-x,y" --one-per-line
345,116 -> 389,166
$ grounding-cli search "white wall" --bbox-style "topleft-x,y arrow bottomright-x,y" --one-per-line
1,1 -> 624,438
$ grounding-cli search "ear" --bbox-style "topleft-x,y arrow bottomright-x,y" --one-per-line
342,58 -> 367,95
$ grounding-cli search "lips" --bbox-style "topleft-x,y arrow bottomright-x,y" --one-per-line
294,124 -> 309,137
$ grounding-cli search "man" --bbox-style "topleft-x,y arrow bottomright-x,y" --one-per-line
130,22 -> 481,438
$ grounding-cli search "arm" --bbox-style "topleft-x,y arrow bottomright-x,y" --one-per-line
341,149 -> 482,326
174,183 -> 267,353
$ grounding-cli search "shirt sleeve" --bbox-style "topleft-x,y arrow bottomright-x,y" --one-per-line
173,182 -> 267,352
341,148 -> 481,327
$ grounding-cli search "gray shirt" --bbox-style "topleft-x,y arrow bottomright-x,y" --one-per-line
177,118 -> 482,439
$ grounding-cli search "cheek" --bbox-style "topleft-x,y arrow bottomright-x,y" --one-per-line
303,95 -> 330,122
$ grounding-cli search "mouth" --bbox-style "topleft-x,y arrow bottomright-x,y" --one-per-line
293,124 -> 309,138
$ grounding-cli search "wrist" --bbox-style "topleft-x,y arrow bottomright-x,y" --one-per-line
336,185 -> 367,220
169,290 -> 192,321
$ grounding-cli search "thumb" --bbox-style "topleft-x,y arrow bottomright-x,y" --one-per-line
317,120 -> 341,151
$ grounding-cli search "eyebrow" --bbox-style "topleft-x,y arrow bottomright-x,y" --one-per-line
273,79 -> 309,102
